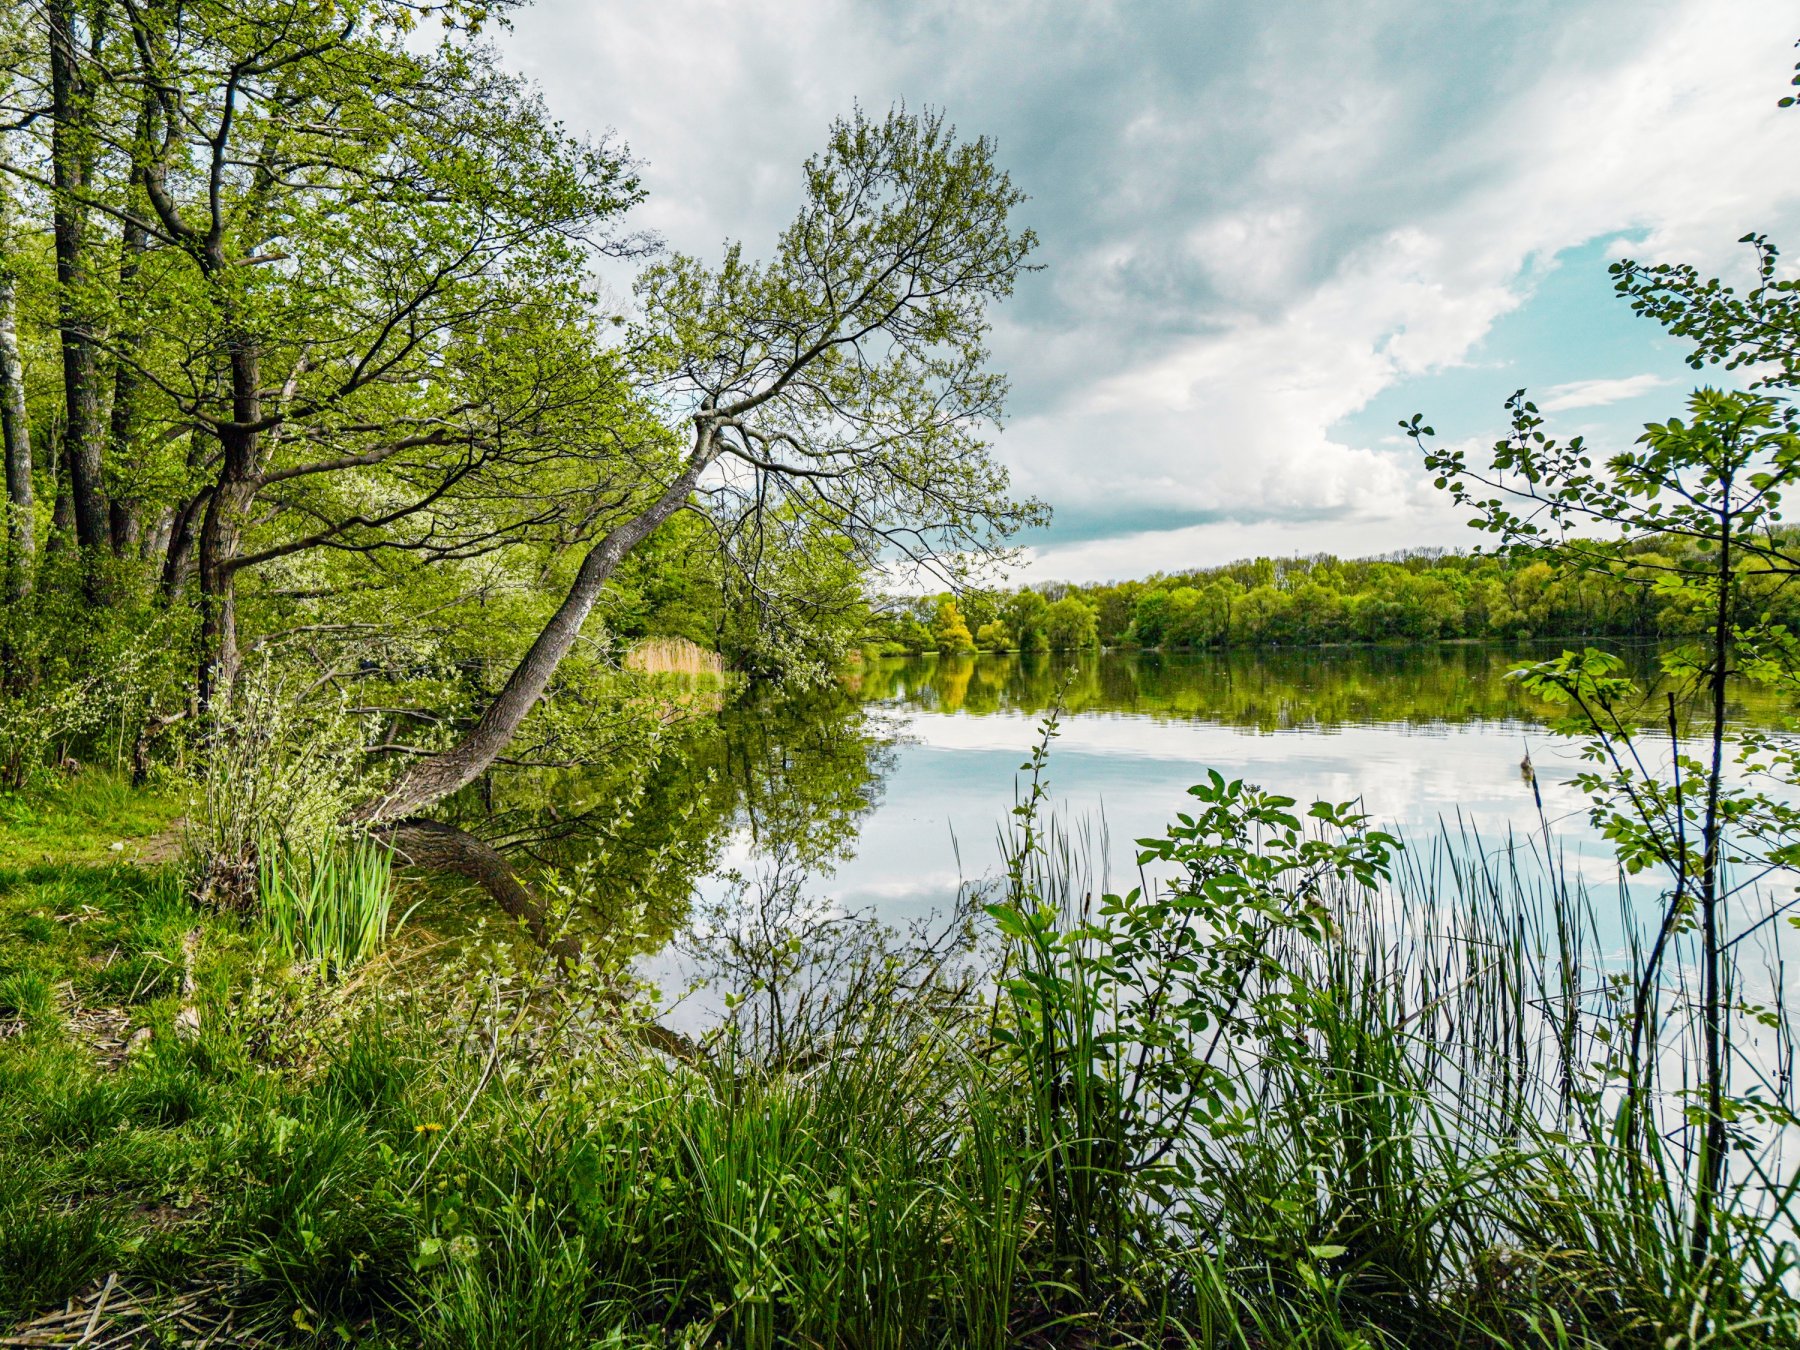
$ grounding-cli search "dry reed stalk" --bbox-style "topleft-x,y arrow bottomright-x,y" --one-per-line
622,636 -> 725,679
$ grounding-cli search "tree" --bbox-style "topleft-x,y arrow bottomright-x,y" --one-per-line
1131,588 -> 1173,646
4,17 -> 1038,944
356,106 -> 1039,837
933,597 -> 977,653
4,0 -> 646,702
1407,236 -> 1800,1262
1044,595 -> 1097,650
0,169 -> 29,602
975,618 -> 1012,652
1007,588 -> 1051,652
1231,585 -> 1290,644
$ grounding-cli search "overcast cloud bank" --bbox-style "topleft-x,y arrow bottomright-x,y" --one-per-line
502,0 -> 1800,581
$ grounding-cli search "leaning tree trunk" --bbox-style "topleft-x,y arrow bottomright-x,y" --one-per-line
385,819 -> 580,959
353,429 -> 717,825
347,426 -> 718,949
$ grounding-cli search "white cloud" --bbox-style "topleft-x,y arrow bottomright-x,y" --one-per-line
1539,374 -> 1673,412
1005,0 -> 1800,573
498,0 -> 1800,576
1022,511 -> 1477,585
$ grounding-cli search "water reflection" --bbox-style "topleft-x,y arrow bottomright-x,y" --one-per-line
620,642 -> 1800,1032
468,643 -> 1796,978
453,678 -> 896,951
853,645 -> 1794,730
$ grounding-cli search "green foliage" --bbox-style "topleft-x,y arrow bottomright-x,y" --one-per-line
0,568 -> 190,790
187,661 -> 377,913
1411,237 -> 1800,1265
257,833 -> 398,975
973,618 -> 1012,652
633,105 -> 1042,592
989,715 -> 1397,1290
873,533 -> 1800,652
931,597 -> 976,653
4,0 -> 1044,835
1043,595 -> 1098,650
4,785 -> 1800,1345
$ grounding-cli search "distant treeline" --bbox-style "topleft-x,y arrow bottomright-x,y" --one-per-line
870,544 -> 1800,652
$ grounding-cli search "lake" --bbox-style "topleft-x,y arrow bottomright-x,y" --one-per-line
770,644 -> 1788,909
645,642 -> 1797,1022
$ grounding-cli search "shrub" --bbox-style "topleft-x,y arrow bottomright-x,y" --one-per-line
187,658 -> 373,913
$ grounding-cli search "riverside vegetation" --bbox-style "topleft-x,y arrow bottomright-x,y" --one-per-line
5,2 -> 1800,1345
871,531 -> 1800,656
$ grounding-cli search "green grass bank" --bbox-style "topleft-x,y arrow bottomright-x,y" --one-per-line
2,770 -> 1798,1349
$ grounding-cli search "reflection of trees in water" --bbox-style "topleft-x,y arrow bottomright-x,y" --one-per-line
855,644 -> 1794,731
428,642 -> 1789,951
714,683 -> 900,872
676,833 -> 981,1064
448,680 -> 899,948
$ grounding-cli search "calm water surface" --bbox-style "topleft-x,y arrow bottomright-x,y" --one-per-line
636,644 -> 1796,1022
785,645 -> 1793,922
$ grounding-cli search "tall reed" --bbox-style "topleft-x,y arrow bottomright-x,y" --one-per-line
982,724 -> 1800,1344
257,831 -> 397,974
624,636 -> 726,679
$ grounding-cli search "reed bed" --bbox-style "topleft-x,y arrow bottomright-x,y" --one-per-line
623,636 -> 726,679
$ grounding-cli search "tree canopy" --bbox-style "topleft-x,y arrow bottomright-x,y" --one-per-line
0,0 -> 1040,931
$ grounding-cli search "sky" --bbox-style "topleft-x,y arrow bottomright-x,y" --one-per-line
496,0 -> 1800,584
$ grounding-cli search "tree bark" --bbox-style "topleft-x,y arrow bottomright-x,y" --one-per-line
48,439 -> 74,552
0,227 -> 32,603
341,427 -> 716,954
1690,488 -> 1735,1264
352,426 -> 717,824
108,209 -> 149,556
196,338 -> 261,708
47,0 -> 110,561
196,457 -> 253,707
383,818 -> 579,959
159,489 -> 202,598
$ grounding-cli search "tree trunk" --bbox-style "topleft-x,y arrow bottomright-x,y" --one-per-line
47,0 -> 110,562
196,338 -> 262,709
1690,494 -> 1735,1264
108,210 -> 149,557
196,455 -> 254,708
383,819 -> 579,959
141,508 -> 171,564
0,230 -> 32,603
47,440 -> 74,552
341,427 -> 716,953
159,490 -> 202,598
353,427 -> 716,824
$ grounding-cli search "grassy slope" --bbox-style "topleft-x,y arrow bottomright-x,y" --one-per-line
0,801 -> 1042,1349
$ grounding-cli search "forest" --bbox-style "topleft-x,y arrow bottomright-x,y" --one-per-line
873,538 -> 1800,653
5,2 -> 1800,1348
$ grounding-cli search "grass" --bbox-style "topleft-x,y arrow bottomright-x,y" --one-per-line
2,777 -> 1798,1347
0,771 -> 181,868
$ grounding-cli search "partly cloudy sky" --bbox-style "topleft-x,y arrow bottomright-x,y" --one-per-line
498,0 -> 1800,582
